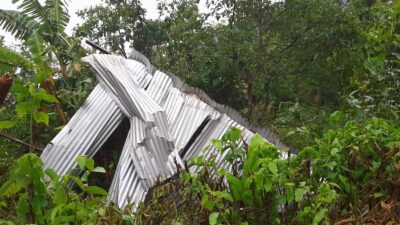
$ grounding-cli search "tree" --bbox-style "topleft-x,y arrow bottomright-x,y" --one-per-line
75,0 -> 148,58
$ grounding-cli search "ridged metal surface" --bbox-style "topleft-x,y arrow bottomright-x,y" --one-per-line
41,51 -> 287,210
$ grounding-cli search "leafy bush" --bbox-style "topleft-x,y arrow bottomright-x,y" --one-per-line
1,114 -> 399,224
136,116 -> 400,224
0,154 -> 134,224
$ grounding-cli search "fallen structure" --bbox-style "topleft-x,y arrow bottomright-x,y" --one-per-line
40,50 -> 287,209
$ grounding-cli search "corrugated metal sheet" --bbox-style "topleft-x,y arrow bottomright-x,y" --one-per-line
41,50 -> 287,210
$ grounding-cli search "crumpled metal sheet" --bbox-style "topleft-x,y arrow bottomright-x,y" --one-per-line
41,50 -> 287,209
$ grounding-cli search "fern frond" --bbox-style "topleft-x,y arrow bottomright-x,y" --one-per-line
0,10 -> 40,40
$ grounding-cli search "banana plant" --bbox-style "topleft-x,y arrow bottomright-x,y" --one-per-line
0,0 -> 87,126
0,0 -> 78,78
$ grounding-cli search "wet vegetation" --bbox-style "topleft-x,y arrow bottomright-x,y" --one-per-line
1,0 -> 400,224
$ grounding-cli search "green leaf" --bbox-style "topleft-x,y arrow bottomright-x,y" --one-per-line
264,178 -> 273,192
0,121 -> 16,129
26,31 -> 51,84
313,208 -> 328,225
16,194 -> 29,218
16,101 -> 36,116
226,174 -> 242,201
329,111 -> 344,123
11,83 -> 29,94
249,134 -> 265,151
330,148 -> 339,156
212,139 -> 223,151
32,88 -> 58,103
53,188 -> 67,205
45,169 -> 58,183
33,111 -> 49,125
212,191 -> 233,202
209,212 -> 219,225
13,0 -> 48,25
91,166 -> 106,173
0,180 -> 22,197
27,31 -> 45,65
295,188 -> 305,202
86,186 -> 108,196
75,155 -> 94,170
267,161 -> 278,174
0,46 -> 33,73
339,175 -> 350,193
227,127 -> 241,142
0,10 -> 39,40
373,192 -> 384,198
201,195 -> 215,210
46,0 -> 70,32
69,176 -> 84,190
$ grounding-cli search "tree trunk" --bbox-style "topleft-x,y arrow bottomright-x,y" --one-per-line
0,74 -> 13,105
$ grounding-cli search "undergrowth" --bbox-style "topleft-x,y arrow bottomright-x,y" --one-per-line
136,115 -> 400,225
1,113 -> 400,224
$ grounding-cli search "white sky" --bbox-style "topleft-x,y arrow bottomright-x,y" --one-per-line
0,0 -> 161,46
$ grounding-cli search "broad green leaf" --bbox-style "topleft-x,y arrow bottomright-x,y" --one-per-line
295,188 -> 305,202
212,191 -> 233,202
11,83 -> 29,94
0,10 -> 39,40
209,212 -> 219,225
0,121 -> 16,129
16,101 -> 36,116
249,134 -> 265,151
264,178 -> 273,192
329,111 -> 344,123
339,175 -> 350,193
47,0 -> 70,32
32,88 -> 58,103
75,155 -> 94,170
45,169 -> 59,183
0,180 -> 22,197
212,139 -> 223,151
267,161 -> 278,174
313,208 -> 328,225
86,186 -> 108,196
91,166 -> 106,173
16,193 -> 29,218
27,31 -> 45,65
226,174 -> 242,201
69,176 -> 84,190
201,195 -> 215,210
53,188 -> 67,205
227,127 -> 241,142
33,111 -> 49,125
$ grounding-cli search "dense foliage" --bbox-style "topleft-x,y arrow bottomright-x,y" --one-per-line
136,121 -> 400,224
0,154 -> 134,224
1,0 -> 400,224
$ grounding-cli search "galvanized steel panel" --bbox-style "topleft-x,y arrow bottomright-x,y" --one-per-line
41,50 -> 287,210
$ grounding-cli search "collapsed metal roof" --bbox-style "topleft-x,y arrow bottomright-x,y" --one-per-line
40,50 -> 287,209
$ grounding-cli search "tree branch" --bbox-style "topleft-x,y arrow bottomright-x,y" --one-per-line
0,131 -> 43,152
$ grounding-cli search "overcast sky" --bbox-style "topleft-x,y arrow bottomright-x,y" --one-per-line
0,0 -> 161,46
